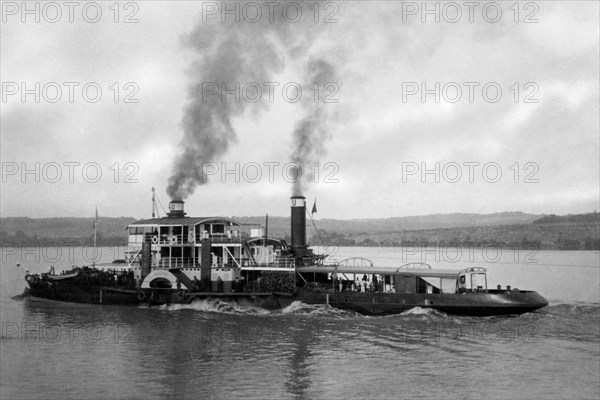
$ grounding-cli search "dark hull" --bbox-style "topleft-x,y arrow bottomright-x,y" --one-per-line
141,289 -> 548,316
292,291 -> 549,316
24,281 -> 548,316
26,281 -> 138,305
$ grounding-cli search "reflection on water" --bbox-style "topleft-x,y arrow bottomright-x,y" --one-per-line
3,297 -> 597,400
285,323 -> 311,400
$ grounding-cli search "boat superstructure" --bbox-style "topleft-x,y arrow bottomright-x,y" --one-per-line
125,196 -> 325,304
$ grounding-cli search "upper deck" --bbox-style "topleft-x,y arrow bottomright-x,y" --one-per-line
127,216 -> 262,246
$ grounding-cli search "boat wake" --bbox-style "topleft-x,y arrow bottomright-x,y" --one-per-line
147,298 -> 271,315
143,299 -> 363,318
400,306 -> 453,320
544,302 -> 600,317
281,300 -> 324,314
402,306 -> 441,315
280,301 -> 365,318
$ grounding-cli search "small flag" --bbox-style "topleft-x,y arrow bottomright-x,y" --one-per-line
311,199 -> 317,214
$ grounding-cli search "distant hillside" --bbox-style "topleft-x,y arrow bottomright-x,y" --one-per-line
1,212 -> 598,250
0,217 -> 135,246
533,212 -> 600,225
309,212 -> 600,250
234,211 -> 541,238
315,222 -> 600,250
1,212 -> 538,246
0,217 -> 136,237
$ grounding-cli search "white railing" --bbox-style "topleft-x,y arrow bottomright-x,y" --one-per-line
146,233 -> 244,245
241,256 -> 295,270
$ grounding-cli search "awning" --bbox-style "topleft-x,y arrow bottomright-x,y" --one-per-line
295,265 -> 461,278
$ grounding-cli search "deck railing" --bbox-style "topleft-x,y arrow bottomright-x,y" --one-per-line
241,256 -> 295,270
143,233 -> 244,245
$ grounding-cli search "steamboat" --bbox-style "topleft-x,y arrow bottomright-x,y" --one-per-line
24,196 -> 549,316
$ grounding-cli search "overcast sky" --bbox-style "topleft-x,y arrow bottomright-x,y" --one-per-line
1,1 -> 598,220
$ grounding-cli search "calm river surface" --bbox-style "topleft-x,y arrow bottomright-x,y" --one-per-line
1,247 -> 599,399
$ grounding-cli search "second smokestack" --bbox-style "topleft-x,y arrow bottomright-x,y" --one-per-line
290,195 -> 307,250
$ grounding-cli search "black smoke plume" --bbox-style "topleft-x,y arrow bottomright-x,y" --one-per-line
167,3 -> 338,200
290,59 -> 338,196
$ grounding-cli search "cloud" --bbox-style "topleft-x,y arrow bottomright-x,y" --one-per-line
1,1 -> 598,218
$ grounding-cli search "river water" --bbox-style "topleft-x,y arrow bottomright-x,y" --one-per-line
1,247 -> 599,399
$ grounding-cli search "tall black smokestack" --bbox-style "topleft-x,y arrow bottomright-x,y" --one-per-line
290,196 -> 307,251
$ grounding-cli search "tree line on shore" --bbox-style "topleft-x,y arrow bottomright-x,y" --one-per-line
1,213 -> 598,250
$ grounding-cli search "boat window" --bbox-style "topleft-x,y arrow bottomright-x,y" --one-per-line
471,273 -> 487,290
172,226 -> 182,239
418,277 -> 441,294
440,278 -> 456,294
160,226 -> 169,238
130,226 -> 150,235
384,274 -> 393,293
212,224 -> 225,234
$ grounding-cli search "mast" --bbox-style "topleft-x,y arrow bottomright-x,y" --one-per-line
93,205 -> 98,266
152,187 -> 156,218
264,213 -> 269,246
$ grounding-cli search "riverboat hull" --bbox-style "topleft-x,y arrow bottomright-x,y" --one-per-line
293,290 -> 549,316
25,276 -> 139,305
135,289 -> 548,316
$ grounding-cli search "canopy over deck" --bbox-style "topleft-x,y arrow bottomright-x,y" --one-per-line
295,265 -> 465,279
129,216 -> 241,227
